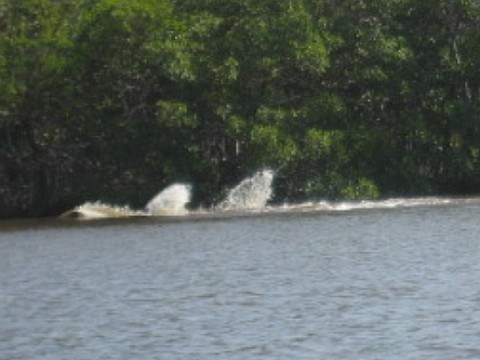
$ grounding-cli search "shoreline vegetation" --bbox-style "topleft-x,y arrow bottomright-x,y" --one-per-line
1,0 -> 480,219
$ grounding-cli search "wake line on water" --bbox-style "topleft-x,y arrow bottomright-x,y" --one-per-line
61,169 -> 471,220
275,197 -> 454,213
61,170 -> 274,219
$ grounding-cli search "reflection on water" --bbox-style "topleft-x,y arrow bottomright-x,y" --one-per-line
1,201 -> 480,359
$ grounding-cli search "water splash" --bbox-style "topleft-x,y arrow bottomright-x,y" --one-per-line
60,169 -> 465,220
61,183 -> 192,219
277,197 -> 454,213
60,202 -> 143,219
216,169 -> 274,211
146,184 -> 191,216
60,168 -> 465,221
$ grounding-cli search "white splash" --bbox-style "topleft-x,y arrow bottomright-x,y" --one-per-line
60,202 -> 143,219
277,197 -> 454,213
216,169 -> 274,211
61,183 -> 192,219
145,183 -> 191,216
60,170 -> 465,220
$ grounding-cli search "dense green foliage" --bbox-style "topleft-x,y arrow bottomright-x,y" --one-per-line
1,0 -> 480,217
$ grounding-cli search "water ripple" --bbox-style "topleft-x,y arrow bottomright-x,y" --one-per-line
2,202 -> 480,359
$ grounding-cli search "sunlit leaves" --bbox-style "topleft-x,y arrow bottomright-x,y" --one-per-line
249,124 -> 298,165
341,178 -> 380,200
156,100 -> 196,128
304,129 -> 343,156
304,93 -> 347,127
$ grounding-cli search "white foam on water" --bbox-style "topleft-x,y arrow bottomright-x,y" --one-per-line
275,197 -> 454,214
61,168 -> 467,220
60,202 -> 144,219
61,183 -> 192,219
216,169 -> 274,211
145,184 -> 191,216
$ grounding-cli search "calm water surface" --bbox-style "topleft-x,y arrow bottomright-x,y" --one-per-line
1,202 -> 480,359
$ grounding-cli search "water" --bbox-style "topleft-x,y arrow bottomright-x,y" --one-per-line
60,168 -> 452,219
216,169 -> 274,211
2,199 -> 480,360
61,169 -> 274,219
146,184 -> 191,216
